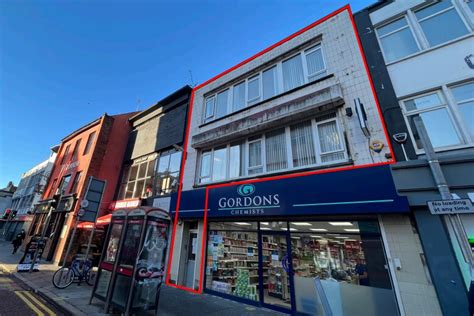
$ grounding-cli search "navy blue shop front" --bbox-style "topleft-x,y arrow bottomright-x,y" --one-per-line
171,165 -> 409,218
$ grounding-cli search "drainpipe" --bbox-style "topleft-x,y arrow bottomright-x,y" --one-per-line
413,117 -> 474,280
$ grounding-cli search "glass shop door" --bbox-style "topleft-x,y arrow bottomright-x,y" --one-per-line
260,232 -> 294,312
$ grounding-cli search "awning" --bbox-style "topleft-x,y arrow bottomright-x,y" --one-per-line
77,214 -> 112,229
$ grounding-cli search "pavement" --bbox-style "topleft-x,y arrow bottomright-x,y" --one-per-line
0,241 -> 284,315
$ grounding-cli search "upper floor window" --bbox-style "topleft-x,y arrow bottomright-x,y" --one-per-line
414,0 -> 469,47
203,44 -> 326,123
451,82 -> 474,137
402,82 -> 474,151
197,114 -> 346,184
71,139 -> 81,161
70,171 -> 82,194
376,0 -> 471,64
83,131 -> 96,155
119,155 -> 156,199
60,145 -> 70,165
155,150 -> 182,195
377,17 -> 419,62
58,175 -> 71,195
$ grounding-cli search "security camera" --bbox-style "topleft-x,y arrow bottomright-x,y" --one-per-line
393,133 -> 408,144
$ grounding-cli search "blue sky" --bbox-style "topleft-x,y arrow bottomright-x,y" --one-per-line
0,0 -> 373,187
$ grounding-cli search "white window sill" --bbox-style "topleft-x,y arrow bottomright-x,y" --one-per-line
414,143 -> 474,156
195,159 -> 352,188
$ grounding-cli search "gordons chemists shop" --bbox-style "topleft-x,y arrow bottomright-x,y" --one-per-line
170,165 -> 410,315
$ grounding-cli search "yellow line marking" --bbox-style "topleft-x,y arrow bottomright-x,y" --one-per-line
22,291 -> 56,316
14,291 -> 44,316
0,279 -> 12,283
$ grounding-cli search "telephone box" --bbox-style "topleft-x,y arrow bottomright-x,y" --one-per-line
90,209 -> 127,303
90,207 -> 171,315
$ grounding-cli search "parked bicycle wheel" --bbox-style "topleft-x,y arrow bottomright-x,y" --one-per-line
85,269 -> 96,286
52,267 -> 74,289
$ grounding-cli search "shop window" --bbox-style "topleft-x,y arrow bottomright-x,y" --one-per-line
206,220 -> 398,314
376,17 -> 419,63
155,150 -> 182,195
206,223 -> 259,301
289,221 -> 397,315
414,1 -> 469,47
83,131 -> 96,155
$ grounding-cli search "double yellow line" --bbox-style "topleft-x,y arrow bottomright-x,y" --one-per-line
14,290 -> 56,316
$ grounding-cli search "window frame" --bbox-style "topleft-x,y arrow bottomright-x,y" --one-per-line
120,155 -> 157,199
247,74 -> 261,105
204,96 -> 216,123
303,44 -> 327,82
60,144 -> 70,165
155,149 -> 182,196
83,131 -> 96,155
201,41 -> 326,124
71,139 -> 81,161
70,171 -> 82,194
58,174 -> 71,195
447,81 -> 474,142
375,15 -> 421,63
401,88 -> 472,153
375,1 -> 472,65
196,115 -> 347,185
413,0 -> 470,47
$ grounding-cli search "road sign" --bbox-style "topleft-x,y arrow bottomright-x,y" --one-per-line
427,199 -> 474,215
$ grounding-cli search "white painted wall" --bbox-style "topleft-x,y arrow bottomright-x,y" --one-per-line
183,9 -> 392,191
387,36 -> 474,98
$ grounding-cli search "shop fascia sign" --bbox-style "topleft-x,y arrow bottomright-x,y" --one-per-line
217,184 -> 281,216
110,198 -> 141,211
427,199 -> 474,215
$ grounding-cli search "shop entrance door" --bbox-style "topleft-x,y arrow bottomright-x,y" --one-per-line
184,230 -> 197,288
260,232 -> 294,312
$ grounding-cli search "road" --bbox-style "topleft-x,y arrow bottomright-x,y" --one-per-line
0,269 -> 63,316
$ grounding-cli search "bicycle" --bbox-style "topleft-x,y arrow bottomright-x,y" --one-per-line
52,256 -> 96,289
